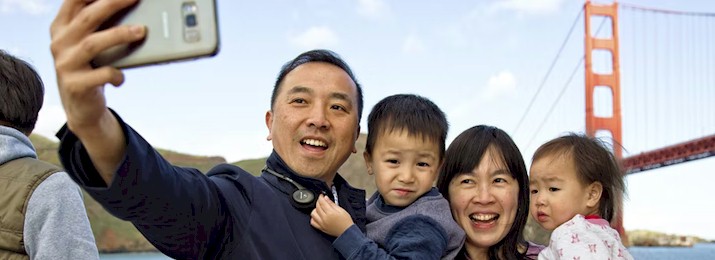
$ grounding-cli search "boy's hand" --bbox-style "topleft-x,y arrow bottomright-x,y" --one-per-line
310,194 -> 354,237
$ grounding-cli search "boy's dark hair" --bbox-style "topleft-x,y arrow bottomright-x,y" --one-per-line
0,50 -> 44,134
531,133 -> 626,222
271,49 -> 364,124
365,94 -> 448,160
436,125 -> 530,260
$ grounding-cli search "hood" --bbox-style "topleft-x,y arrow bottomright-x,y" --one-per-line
0,125 -> 37,165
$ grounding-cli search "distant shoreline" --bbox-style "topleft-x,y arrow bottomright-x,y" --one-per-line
628,230 -> 711,247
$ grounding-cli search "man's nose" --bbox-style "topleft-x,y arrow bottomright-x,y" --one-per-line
307,106 -> 330,129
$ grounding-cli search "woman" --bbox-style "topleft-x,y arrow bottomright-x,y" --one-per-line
437,125 -> 542,260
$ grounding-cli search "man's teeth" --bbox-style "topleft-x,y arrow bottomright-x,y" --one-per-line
302,139 -> 327,147
469,213 -> 498,222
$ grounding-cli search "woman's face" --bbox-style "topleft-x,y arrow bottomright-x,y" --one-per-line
448,147 -> 520,253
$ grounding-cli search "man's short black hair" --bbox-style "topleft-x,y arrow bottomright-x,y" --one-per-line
0,50 -> 44,134
271,49 -> 364,123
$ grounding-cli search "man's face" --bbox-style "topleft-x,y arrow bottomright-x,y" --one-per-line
266,62 -> 360,184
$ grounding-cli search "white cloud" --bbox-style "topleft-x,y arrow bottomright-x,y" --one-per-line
401,33 -> 425,55
0,0 -> 51,15
489,0 -> 566,15
289,26 -> 339,49
440,4 -> 497,49
33,104 -> 66,140
446,70 -> 518,125
483,70 -> 517,100
357,0 -> 390,19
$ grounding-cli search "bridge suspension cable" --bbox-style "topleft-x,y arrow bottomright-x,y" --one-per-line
511,7 -> 584,135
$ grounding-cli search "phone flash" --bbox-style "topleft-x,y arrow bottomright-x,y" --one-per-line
182,2 -> 200,42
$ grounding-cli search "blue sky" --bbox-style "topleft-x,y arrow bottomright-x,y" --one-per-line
2,0 -> 714,240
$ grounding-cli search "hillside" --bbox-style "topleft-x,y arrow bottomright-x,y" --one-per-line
33,133 -> 700,253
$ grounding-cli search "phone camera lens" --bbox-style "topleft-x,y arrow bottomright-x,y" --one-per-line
185,14 -> 197,27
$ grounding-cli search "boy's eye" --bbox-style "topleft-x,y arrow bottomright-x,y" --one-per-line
548,187 -> 560,192
386,159 -> 399,164
417,162 -> 430,167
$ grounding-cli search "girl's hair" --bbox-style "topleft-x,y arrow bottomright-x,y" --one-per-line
531,133 -> 626,222
437,125 -> 529,260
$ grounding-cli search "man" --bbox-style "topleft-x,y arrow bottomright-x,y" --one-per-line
50,0 -> 366,258
0,50 -> 99,259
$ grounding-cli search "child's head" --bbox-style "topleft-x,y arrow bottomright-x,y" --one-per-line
0,50 -> 45,135
528,134 -> 625,231
365,94 -> 448,207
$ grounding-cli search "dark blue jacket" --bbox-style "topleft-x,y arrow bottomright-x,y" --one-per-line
57,113 -> 367,259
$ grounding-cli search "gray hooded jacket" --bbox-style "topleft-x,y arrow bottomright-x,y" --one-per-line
0,126 -> 99,259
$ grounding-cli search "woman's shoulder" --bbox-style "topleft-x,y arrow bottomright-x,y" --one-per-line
523,241 -> 546,259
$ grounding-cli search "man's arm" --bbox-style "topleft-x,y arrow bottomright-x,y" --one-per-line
24,172 -> 99,260
58,116 -> 242,259
50,0 -> 147,185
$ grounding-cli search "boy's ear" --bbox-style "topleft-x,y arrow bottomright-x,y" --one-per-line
586,181 -> 603,208
363,151 -> 374,175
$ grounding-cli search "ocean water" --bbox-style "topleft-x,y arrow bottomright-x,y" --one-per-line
100,252 -> 171,260
629,243 -> 715,259
101,243 -> 715,259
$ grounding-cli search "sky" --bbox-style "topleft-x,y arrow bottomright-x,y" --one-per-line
2,0 -> 714,240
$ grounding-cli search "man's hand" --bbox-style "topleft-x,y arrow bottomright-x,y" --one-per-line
50,0 -> 145,133
310,194 -> 354,237
49,0 -> 146,184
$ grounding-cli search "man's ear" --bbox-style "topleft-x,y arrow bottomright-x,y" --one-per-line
586,181 -> 603,208
363,151 -> 373,175
352,126 -> 360,154
265,110 -> 273,141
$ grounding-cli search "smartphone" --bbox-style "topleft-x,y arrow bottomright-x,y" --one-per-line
92,0 -> 220,69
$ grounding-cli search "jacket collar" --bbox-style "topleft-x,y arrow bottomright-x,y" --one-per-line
261,151 -> 366,231
0,125 -> 36,165
263,151 -> 333,197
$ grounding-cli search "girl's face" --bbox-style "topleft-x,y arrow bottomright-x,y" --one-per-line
448,147 -> 520,255
529,153 -> 600,230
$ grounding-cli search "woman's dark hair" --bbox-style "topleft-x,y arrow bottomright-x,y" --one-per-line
532,133 -> 626,222
436,125 -> 530,260
271,49 -> 364,123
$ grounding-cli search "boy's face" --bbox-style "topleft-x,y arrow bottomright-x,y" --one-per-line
529,153 -> 594,230
365,129 -> 440,207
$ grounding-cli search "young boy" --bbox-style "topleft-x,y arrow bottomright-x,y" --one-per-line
529,134 -> 633,260
310,94 -> 465,259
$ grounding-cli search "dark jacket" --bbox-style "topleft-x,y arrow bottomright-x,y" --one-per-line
57,113 -> 366,259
